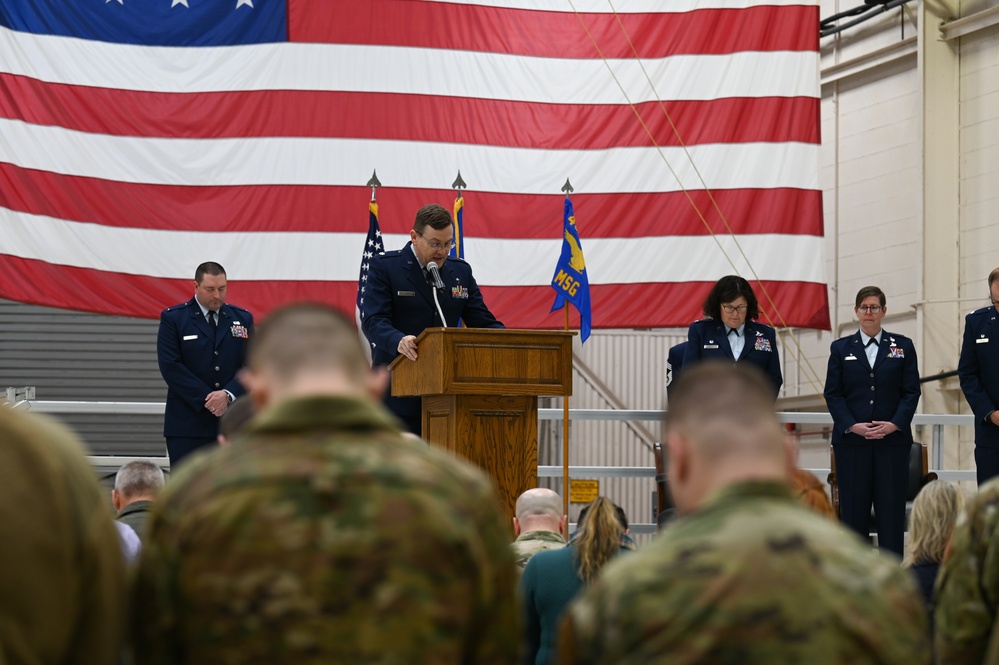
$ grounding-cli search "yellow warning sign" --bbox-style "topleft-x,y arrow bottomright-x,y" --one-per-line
569,479 -> 599,504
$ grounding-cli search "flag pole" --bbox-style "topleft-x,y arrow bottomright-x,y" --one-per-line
367,169 -> 381,202
561,177 -> 574,518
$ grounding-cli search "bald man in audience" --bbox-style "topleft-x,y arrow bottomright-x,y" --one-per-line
512,488 -> 568,571
113,459 -> 165,541
558,362 -> 930,665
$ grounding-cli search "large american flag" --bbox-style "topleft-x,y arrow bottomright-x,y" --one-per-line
0,0 -> 829,330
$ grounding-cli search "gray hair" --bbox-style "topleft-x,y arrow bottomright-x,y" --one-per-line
114,460 -> 165,499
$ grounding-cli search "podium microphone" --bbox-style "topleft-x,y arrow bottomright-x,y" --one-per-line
427,262 -> 448,328
427,261 -> 445,290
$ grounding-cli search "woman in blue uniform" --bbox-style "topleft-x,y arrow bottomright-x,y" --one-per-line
824,286 -> 920,555
681,275 -> 782,398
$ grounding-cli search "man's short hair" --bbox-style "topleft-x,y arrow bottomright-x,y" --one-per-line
515,488 -> 562,521
249,303 -> 369,383
219,397 -> 256,440
412,204 -> 453,235
666,362 -> 782,459
114,460 -> 165,498
854,285 -> 886,308
988,268 -> 999,289
701,275 -> 760,320
195,261 -> 226,284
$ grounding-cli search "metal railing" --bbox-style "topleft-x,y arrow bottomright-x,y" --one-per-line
6,399 -> 978,481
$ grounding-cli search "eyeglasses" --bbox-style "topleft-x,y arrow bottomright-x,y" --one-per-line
419,234 -> 456,252
721,305 -> 748,314
857,305 -> 883,313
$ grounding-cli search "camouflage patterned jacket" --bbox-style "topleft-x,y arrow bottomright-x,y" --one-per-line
935,477 -> 999,663
512,530 -> 566,571
558,481 -> 930,665
133,394 -> 520,664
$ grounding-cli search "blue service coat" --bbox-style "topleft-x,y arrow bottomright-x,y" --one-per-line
682,319 -> 783,398
823,330 -> 920,446
157,298 -> 253,439
959,306 -> 999,449
666,341 -> 686,399
360,242 -> 504,368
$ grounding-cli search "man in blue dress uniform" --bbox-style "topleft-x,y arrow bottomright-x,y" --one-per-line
360,204 -> 504,434
958,267 -> 999,485
157,261 -> 253,467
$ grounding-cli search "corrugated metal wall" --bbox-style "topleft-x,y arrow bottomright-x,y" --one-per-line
0,299 -> 165,455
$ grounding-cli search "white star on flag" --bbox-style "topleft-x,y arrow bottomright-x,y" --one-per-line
357,206 -> 384,319
106,0 -> 123,4
235,0 -> 253,7
171,0 -> 189,7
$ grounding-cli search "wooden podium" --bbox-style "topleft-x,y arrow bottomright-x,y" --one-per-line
389,328 -> 573,518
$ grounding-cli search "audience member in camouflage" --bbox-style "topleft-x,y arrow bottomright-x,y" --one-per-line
512,488 -> 567,570
0,406 -> 126,665
133,303 -> 520,665
934,477 -> 999,663
558,363 -> 930,665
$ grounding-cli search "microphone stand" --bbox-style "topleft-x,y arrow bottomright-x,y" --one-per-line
427,264 -> 448,328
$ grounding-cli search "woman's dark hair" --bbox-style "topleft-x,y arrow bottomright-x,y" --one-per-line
574,497 -> 628,582
701,275 -> 760,320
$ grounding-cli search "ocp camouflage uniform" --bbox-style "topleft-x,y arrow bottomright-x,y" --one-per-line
558,481 -> 930,665
512,530 -> 566,571
133,395 -> 520,665
935,477 -> 999,663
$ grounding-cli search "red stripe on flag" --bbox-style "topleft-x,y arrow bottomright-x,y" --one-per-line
288,2 -> 819,57
0,256 -> 831,329
0,164 -> 822,238
0,74 -> 819,147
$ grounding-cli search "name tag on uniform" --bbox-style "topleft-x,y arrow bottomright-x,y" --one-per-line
845,355 -> 857,361
397,291 -> 415,297
978,338 -> 990,344
183,334 -> 198,341
703,344 -> 719,349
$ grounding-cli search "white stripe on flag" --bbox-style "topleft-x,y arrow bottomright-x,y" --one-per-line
0,27 -> 818,102
0,119 -> 821,192
0,209 -> 825,284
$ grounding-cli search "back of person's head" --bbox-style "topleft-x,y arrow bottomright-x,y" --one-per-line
218,396 -> 256,445
788,467 -> 836,519
114,460 -> 165,502
514,487 -> 564,535
666,362 -> 784,461
574,496 -> 628,583
413,204 -> 453,234
515,488 -> 561,521
665,363 -> 788,511
245,303 -> 375,403
904,480 -> 966,567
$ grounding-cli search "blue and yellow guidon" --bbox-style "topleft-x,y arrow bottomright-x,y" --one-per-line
549,197 -> 592,342
451,195 -> 464,259
563,216 -> 585,273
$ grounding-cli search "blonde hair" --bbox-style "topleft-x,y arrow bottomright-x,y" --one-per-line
574,497 -> 627,583
904,481 -> 966,567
